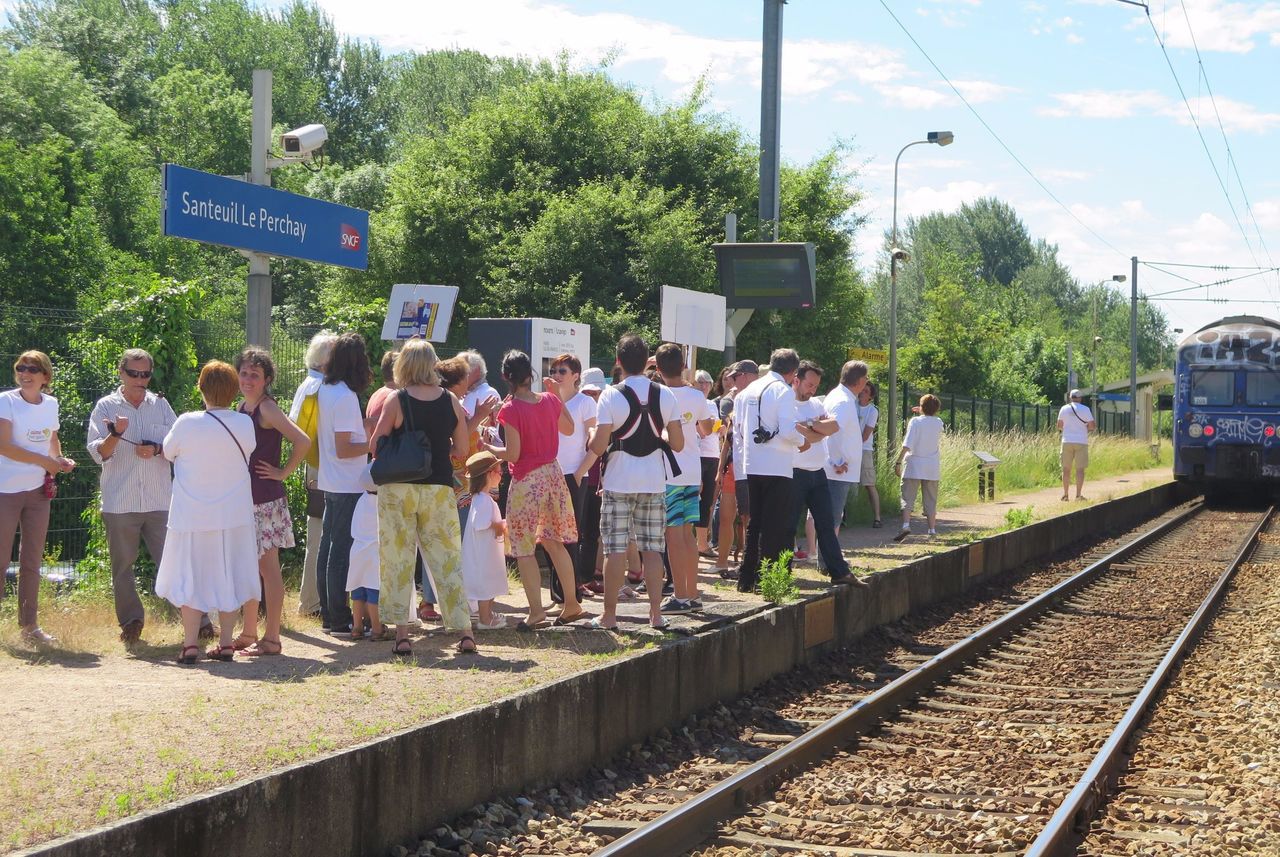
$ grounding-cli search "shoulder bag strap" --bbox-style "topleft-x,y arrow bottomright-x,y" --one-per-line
1070,403 -> 1089,425
207,411 -> 249,469
398,388 -> 415,433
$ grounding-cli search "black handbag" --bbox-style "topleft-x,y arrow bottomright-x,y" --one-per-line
370,389 -> 433,485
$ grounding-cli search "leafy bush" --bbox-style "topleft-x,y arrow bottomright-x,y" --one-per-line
759,550 -> 799,604
1003,505 -> 1036,530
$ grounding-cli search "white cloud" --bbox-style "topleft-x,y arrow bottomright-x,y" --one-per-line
877,84 -> 951,110
1065,32 -> 1084,44
1040,167 -> 1092,183
1170,95 -> 1280,134
952,79 -> 1020,103
1152,0 -> 1280,55
312,0 -> 907,100
1041,89 -> 1280,133
899,180 -> 999,218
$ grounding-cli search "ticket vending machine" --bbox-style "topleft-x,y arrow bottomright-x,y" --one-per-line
467,317 -> 592,397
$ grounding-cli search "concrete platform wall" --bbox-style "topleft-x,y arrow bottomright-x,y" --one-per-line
22,481 -> 1188,857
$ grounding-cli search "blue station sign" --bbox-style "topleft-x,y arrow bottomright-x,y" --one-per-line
161,163 -> 369,270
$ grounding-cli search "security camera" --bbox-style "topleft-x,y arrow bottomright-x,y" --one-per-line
281,124 -> 328,157
890,246 -> 911,262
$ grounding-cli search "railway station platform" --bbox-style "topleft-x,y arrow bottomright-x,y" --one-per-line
3,464 -> 1178,857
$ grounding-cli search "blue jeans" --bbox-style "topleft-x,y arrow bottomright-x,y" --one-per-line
318,491 -> 360,629
794,468 -> 849,578
828,478 -> 857,530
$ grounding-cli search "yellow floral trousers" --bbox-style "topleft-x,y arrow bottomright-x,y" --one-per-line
377,483 -> 469,631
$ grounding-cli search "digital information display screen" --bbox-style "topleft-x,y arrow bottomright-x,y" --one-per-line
713,242 -> 817,309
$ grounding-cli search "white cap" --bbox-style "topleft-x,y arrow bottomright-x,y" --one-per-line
1069,389 -> 1083,400
580,367 -> 607,392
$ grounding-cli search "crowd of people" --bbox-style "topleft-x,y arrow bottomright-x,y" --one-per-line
0,332 -> 963,656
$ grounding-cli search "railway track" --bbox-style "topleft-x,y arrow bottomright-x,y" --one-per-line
587,504 -> 1269,857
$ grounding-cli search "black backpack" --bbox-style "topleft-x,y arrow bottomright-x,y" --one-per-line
607,382 -> 682,478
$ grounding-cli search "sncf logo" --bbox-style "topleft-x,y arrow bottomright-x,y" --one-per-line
340,224 -> 362,251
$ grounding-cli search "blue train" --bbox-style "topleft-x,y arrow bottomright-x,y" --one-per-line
1174,315 -> 1280,484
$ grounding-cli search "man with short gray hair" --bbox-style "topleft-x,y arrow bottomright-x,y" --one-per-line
459,350 -> 499,417
87,349 -> 179,643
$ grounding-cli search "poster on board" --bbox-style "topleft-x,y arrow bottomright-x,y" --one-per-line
380,284 -> 460,342
660,285 -> 727,351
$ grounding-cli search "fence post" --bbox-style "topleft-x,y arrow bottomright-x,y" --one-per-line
949,394 -> 955,431
988,398 -> 995,432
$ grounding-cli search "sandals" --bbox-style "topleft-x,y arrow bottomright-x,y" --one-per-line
366,625 -> 391,642
552,610 -> 589,627
205,644 -> 235,662
230,633 -> 258,651
417,603 -> 441,622
178,644 -> 201,664
455,635 -> 478,655
243,638 -> 282,656
588,617 -> 618,631
650,616 -> 671,631
474,618 -> 508,630
392,638 -> 413,658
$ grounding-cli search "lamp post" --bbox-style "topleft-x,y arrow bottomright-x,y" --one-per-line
1091,336 -> 1102,397
888,130 -> 954,452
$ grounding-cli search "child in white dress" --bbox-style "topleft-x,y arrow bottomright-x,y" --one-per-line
346,466 -> 385,639
462,452 -> 508,630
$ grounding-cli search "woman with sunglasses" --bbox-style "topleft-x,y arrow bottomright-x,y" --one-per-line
0,351 -> 75,643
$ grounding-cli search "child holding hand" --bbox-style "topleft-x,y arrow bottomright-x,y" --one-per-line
462,452 -> 508,630
346,466 -> 386,640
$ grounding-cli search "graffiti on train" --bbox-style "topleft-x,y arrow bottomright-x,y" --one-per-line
1189,412 -> 1270,443
1179,328 -> 1280,367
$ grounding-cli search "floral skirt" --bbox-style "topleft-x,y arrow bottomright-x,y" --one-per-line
252,496 -> 295,556
506,461 -> 577,557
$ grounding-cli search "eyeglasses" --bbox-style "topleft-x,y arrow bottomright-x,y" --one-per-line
550,367 -> 573,376
123,368 -> 153,379
15,365 -> 43,375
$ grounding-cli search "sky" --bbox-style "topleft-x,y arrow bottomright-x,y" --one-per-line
15,0 -> 1280,338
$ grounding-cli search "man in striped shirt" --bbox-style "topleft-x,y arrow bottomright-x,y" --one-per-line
87,348 -> 183,644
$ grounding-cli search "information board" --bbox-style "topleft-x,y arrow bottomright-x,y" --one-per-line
712,242 -> 817,309
380,284 -> 459,342
660,285 -> 727,351
846,347 -> 888,363
162,163 -> 369,270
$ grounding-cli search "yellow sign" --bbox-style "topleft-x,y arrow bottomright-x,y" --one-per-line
847,347 -> 888,363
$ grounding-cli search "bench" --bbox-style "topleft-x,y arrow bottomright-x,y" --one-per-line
974,451 -> 1001,501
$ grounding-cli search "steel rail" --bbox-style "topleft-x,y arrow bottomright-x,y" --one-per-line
1025,504 -> 1273,857
591,500 -> 1206,857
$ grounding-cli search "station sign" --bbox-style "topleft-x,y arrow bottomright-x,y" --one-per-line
1095,392 -> 1132,402
847,347 -> 888,363
161,163 -> 369,270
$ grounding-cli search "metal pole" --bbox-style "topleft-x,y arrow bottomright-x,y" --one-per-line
759,0 -> 783,242
1130,255 -> 1139,438
723,213 -> 743,366
1066,341 -> 1074,392
247,69 -> 273,347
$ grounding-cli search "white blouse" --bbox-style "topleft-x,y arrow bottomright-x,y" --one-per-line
162,410 -> 257,532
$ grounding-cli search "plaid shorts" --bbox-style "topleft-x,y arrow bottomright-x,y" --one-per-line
601,490 -> 666,555
664,484 -> 701,528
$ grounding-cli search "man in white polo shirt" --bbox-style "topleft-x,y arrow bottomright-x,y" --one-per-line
734,348 -> 825,593
1057,389 -> 1096,501
825,360 -> 868,538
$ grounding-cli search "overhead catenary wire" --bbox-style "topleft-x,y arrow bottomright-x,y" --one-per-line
1144,266 -> 1279,298
878,0 -> 1126,259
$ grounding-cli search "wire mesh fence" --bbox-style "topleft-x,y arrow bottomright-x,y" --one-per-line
898,384 -> 1132,436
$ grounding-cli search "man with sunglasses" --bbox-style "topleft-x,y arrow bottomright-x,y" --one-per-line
87,348 -> 191,644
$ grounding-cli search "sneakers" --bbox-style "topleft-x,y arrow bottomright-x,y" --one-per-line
475,617 -> 508,630
660,597 -> 695,615
327,624 -> 355,637
685,599 -> 704,611
927,528 -> 937,536
892,525 -> 910,543
793,549 -> 808,560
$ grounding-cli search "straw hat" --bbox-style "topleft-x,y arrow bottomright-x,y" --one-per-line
466,450 -> 501,480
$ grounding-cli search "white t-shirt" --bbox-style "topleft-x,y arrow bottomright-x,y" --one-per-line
556,391 -> 596,476
667,384 -> 709,487
859,402 -> 878,453
0,390 -> 58,494
597,376 -> 678,495
162,410 -> 257,532
792,398 -> 829,471
697,396 -> 719,458
902,415 -> 945,481
462,381 -> 499,418
824,384 -> 863,484
316,381 -> 368,493
1058,403 -> 1093,445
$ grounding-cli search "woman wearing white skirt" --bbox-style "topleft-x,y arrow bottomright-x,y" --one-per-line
155,361 -> 259,664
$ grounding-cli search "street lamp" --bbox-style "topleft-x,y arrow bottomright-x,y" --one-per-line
1091,336 -> 1103,396
888,130 -> 955,452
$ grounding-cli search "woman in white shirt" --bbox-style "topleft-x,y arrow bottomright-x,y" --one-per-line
0,351 -> 75,643
893,393 -> 945,540
155,361 -> 259,664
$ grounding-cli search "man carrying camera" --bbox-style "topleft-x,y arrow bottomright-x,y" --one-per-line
87,349 -> 182,644
733,348 -> 815,593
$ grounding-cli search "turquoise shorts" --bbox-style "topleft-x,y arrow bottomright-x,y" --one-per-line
664,484 -> 701,527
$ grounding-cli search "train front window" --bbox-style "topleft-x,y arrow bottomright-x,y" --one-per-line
1246,372 -> 1280,406
1189,371 -> 1233,406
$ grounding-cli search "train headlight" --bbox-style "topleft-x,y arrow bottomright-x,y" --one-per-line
1203,425 -> 1215,437
1189,424 -> 1203,438
1267,426 -> 1276,438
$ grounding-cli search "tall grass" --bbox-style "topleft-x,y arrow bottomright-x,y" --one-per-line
845,430 -> 1172,524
